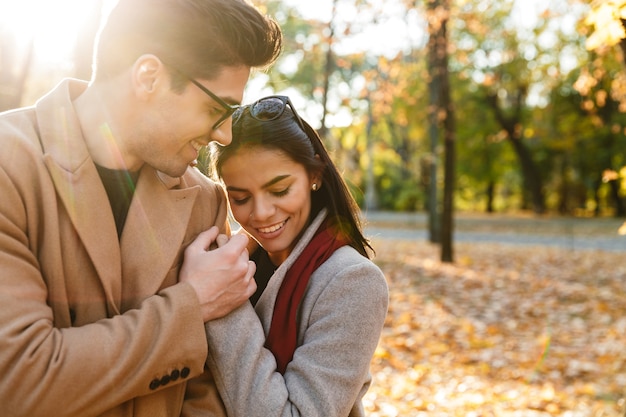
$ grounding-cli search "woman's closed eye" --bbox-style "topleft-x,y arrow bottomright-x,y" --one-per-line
272,187 -> 290,197
230,195 -> 250,206
229,187 -> 290,206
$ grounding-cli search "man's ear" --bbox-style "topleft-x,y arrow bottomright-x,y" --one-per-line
132,54 -> 162,97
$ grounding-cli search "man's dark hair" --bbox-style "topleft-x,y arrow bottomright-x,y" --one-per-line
93,0 -> 282,82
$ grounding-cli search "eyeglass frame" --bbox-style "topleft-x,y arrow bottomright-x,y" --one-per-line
233,95 -> 306,132
165,64 -> 240,131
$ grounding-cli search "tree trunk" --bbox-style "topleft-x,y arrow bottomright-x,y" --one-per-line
486,92 -> 546,214
365,92 -> 378,210
426,0 -> 443,244
593,179 -> 602,216
439,0 -> 455,263
486,181 -> 495,213
318,0 -> 338,141
507,135 -> 546,213
426,0 -> 455,261
609,179 -> 626,217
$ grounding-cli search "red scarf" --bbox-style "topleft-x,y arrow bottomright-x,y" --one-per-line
265,220 -> 346,374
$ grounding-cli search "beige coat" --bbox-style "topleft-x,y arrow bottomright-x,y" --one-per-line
0,79 -> 228,417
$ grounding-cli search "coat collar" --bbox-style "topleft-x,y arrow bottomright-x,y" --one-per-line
36,79 -> 199,313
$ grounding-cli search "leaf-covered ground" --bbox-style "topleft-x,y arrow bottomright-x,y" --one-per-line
364,238 -> 626,416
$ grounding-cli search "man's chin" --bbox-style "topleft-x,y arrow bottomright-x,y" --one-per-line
159,164 -> 192,178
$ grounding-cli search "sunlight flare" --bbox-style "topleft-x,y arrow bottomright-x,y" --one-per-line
0,1 -> 106,64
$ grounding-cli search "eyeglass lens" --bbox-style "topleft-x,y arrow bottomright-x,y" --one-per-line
161,61 -> 238,130
186,78 -> 239,130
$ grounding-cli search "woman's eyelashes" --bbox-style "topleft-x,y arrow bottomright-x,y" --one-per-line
231,196 -> 250,205
272,187 -> 290,197
229,187 -> 291,206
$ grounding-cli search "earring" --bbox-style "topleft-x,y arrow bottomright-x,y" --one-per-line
312,183 -> 318,191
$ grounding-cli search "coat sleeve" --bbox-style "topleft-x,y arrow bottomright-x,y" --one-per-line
181,365 -> 227,417
0,164 -> 209,416
204,251 -> 389,417
0,277 -> 209,416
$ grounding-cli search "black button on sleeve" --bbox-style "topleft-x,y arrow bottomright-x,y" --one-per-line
170,369 -> 180,381
180,367 -> 190,379
149,378 -> 161,390
160,374 -> 171,386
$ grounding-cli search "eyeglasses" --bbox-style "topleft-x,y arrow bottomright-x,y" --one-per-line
166,63 -> 240,130
234,95 -> 305,131
187,78 -> 240,130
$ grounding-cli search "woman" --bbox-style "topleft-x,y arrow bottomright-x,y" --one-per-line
202,96 -> 388,417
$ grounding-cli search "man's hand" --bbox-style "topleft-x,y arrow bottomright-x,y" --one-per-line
179,226 -> 256,322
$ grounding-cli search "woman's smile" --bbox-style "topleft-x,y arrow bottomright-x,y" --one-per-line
257,218 -> 288,235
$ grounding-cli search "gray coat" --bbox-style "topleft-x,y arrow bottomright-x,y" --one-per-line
204,210 -> 389,417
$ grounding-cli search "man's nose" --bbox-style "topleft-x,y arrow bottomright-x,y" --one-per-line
210,118 -> 233,146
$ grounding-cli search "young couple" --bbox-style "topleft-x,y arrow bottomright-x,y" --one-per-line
0,0 -> 387,415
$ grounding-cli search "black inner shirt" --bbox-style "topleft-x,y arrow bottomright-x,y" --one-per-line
95,164 -> 140,239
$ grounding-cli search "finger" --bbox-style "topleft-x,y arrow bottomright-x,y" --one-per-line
223,233 -> 249,252
190,226 -> 220,252
246,261 -> 257,291
216,234 -> 229,248
244,260 -> 256,283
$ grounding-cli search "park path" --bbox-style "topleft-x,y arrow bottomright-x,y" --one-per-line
363,211 -> 626,252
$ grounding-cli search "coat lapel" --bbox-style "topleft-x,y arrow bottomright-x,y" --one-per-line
38,79 -> 122,315
45,156 -> 122,312
119,168 -> 199,310
36,79 -> 201,314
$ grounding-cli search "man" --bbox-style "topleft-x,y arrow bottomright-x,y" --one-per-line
0,0 -> 282,416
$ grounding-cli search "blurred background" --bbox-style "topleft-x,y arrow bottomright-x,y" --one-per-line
1,0 -> 624,241
3,2 -> 625,415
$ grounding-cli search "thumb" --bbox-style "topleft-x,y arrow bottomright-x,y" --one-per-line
191,226 -> 220,251
216,234 -> 229,248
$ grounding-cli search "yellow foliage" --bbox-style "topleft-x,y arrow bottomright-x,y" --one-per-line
585,0 -> 626,50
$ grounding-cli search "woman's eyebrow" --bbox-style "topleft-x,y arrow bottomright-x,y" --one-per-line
226,185 -> 247,192
226,175 -> 291,193
262,175 -> 290,188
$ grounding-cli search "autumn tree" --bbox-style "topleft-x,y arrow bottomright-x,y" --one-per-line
261,0 -> 427,212
251,0 -> 621,218
581,0 -> 626,218
451,0 -> 556,213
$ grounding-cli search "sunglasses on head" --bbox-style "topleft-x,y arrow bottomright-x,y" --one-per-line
233,95 -> 306,131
